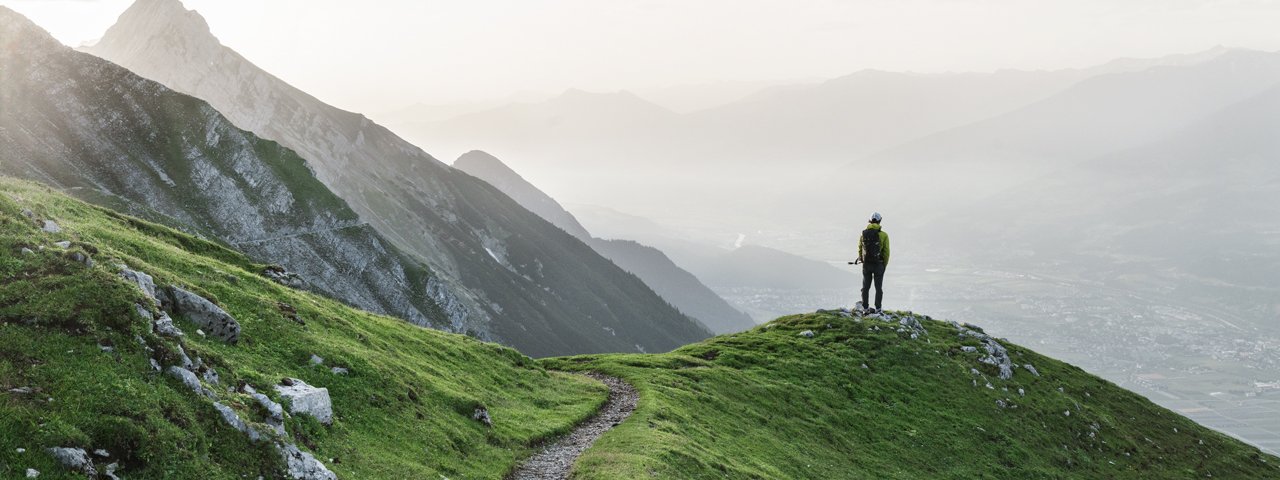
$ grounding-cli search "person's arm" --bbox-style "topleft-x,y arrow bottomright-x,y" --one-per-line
881,232 -> 890,266
857,233 -> 865,262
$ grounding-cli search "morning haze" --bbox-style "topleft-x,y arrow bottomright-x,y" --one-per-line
2,0 -> 1279,477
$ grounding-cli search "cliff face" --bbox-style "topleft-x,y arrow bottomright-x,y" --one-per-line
0,6 -> 460,333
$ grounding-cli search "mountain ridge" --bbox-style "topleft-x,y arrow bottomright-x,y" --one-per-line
85,0 -> 712,357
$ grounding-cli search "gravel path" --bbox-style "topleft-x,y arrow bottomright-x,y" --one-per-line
509,373 -> 638,480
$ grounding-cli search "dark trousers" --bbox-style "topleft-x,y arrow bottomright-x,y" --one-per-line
861,262 -> 886,310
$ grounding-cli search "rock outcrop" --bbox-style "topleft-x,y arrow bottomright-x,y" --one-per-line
275,379 -> 334,425
164,286 -> 240,344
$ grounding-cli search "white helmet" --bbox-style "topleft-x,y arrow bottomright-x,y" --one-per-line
870,212 -> 883,223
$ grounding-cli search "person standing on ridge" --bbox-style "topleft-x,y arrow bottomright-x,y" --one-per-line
857,212 -> 890,313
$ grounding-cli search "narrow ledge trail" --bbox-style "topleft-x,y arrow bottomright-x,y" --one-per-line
509,373 -> 638,480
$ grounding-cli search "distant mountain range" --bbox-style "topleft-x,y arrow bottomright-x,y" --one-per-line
378,46 -> 1247,221
8,0 -> 714,357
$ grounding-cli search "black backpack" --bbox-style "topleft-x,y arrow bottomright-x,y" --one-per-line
862,228 -> 883,264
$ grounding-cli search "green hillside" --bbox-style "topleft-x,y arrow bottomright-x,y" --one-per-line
0,177 -> 605,479
546,314 -> 1280,479
3,176 -> 1277,479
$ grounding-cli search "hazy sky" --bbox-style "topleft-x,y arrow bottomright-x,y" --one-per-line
5,0 -> 1280,113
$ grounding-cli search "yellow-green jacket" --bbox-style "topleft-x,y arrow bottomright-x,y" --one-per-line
857,223 -> 890,265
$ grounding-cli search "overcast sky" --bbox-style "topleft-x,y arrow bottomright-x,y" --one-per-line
5,0 -> 1280,113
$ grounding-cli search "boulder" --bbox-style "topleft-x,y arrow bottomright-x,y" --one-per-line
473,407 -> 493,427
168,366 -> 211,398
798,330 -> 815,338
45,447 -> 95,476
20,247 -> 34,255
252,392 -> 287,435
25,468 -> 38,478
166,286 -> 240,344
263,265 -> 306,289
53,241 -> 71,249
1023,364 -> 1041,377
330,367 -> 348,375
120,269 -> 157,301
69,252 -> 94,268
277,443 -> 337,480
309,354 -> 324,366
214,402 -> 262,443
275,379 -> 333,425
41,220 -> 60,234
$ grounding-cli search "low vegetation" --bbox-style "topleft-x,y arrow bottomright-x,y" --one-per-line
546,313 -> 1280,479
0,177 -> 605,479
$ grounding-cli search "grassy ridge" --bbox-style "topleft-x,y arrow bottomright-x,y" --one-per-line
0,177 -> 606,479
546,312 -> 1280,479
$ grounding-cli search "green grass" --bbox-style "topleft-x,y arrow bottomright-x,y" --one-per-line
0,177 -> 606,479
545,313 -> 1280,479
3,176 -> 1279,480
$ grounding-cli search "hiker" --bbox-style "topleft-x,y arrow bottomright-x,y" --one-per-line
857,212 -> 890,313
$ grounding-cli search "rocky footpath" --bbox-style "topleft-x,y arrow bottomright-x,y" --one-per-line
509,374 -> 637,480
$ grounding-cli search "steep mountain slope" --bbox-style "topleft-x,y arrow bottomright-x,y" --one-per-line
454,150 -> 591,240
546,310 -> 1280,479
454,150 -> 756,334
0,7 -> 457,332
83,0 -> 710,356
0,177 -> 605,479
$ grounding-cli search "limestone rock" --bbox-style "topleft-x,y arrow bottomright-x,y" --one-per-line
275,379 -> 333,425
41,220 -> 60,233
263,265 -> 306,289
277,443 -> 337,480
798,330 -> 815,338
214,402 -> 262,443
120,269 -> 157,301
69,251 -> 94,268
168,366 -> 210,397
45,447 -> 95,476
25,468 -> 38,478
166,286 -> 240,344
53,241 -> 71,249
473,407 -> 493,427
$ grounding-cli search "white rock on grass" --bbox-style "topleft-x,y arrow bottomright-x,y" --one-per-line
25,468 -> 38,478
275,379 -> 333,425
214,402 -> 262,442
166,286 -> 240,344
41,220 -> 60,233
53,241 -> 71,249
798,330 -> 815,338
309,354 -> 324,366
278,443 -> 337,480
45,447 -> 95,476
168,366 -> 211,398
120,269 -> 157,301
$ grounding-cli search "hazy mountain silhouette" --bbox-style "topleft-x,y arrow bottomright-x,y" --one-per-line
455,150 -> 757,334
82,0 -> 710,356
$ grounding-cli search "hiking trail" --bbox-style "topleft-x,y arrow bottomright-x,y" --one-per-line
509,373 -> 638,480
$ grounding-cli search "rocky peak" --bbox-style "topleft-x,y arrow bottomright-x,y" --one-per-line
88,0 -> 219,59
